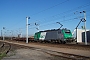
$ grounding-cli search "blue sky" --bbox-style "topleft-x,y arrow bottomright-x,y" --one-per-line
0,0 -> 90,37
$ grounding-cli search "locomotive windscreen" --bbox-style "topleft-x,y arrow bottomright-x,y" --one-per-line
65,30 -> 71,34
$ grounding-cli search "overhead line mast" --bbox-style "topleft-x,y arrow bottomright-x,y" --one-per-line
26,17 -> 30,43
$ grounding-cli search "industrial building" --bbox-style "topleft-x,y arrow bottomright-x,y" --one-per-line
77,29 -> 90,43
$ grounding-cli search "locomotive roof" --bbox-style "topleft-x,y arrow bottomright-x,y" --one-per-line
38,28 -> 70,32
40,29 -> 60,32
35,28 -> 70,34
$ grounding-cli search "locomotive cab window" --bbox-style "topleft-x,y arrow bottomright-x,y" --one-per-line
65,30 -> 70,34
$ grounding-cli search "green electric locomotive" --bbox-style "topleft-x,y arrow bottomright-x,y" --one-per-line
34,28 -> 74,43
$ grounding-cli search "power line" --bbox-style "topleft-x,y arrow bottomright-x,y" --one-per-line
37,2 -> 90,24
13,10 -> 90,32
31,0 -> 69,16
9,0 -> 69,30
29,10 -> 90,29
28,16 -> 83,30
10,1 -> 90,32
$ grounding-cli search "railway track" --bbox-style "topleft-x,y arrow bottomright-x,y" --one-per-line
28,47 -> 90,60
27,41 -> 90,51
8,42 -> 90,60
42,50 -> 90,60
0,42 -> 11,59
1,40 -> 90,60
1,40 -> 90,51
0,43 -> 4,48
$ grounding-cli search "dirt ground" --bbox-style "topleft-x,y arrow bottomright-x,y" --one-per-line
1,42 -> 67,60
1,40 -> 90,60
2,48 -> 67,60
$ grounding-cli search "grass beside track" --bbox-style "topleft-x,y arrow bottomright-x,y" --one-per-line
0,42 -> 11,60
0,52 -> 7,60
